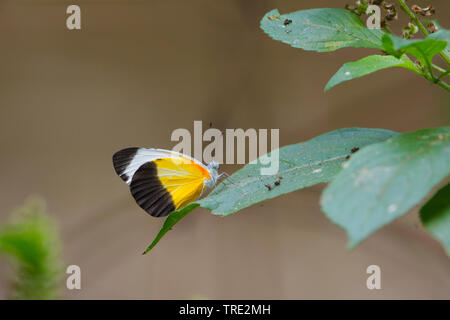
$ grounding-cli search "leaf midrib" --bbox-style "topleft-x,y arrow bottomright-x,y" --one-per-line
298,18 -> 382,48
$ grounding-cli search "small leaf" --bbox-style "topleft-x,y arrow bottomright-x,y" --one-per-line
382,33 -> 447,67
145,128 -> 397,253
321,127 -> 450,248
325,54 -> 417,91
200,128 -> 396,216
143,203 -> 199,254
427,28 -> 450,58
261,8 -> 384,52
420,182 -> 450,256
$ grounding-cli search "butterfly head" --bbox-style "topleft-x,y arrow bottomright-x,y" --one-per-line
205,161 -> 220,188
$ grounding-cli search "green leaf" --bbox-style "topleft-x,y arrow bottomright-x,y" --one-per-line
144,128 -> 397,253
321,127 -> 450,248
200,128 -> 397,216
260,8 -> 384,52
420,182 -> 450,256
325,54 -> 417,91
382,33 -> 447,68
427,28 -> 450,58
143,203 -> 199,254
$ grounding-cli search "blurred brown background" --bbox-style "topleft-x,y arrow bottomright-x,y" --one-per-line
0,0 -> 449,299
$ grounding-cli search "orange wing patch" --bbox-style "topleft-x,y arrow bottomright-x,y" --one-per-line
154,157 -> 210,210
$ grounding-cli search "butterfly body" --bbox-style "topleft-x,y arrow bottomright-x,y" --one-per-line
113,148 -> 220,217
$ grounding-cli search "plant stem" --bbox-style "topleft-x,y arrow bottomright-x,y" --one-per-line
397,0 -> 450,66
436,80 -> 450,92
397,0 -> 429,36
432,64 -> 447,74
438,52 -> 450,68
436,68 -> 450,81
383,25 -> 394,34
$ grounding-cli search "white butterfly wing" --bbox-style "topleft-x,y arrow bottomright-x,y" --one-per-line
112,147 -> 207,184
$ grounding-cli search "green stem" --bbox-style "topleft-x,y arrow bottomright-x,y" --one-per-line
436,80 -> 450,92
397,0 -> 429,36
437,68 -> 450,81
421,60 -> 449,90
432,64 -> 447,74
397,0 -> 450,66
439,53 -> 450,67
383,25 -> 394,34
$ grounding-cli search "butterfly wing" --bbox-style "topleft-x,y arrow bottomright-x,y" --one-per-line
113,148 -> 210,217
113,147 -> 202,184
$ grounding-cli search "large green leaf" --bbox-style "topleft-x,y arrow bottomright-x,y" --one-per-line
382,34 -> 447,68
260,8 -> 384,52
325,54 -> 418,91
321,127 -> 450,248
420,182 -> 450,255
200,128 -> 396,216
144,128 -> 397,253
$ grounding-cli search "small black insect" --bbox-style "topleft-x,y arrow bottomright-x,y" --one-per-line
345,155 -> 351,160
283,19 -> 292,26
265,184 -> 272,191
274,180 -> 281,186
351,147 -> 360,153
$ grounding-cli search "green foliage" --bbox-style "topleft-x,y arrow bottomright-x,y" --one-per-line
420,182 -> 450,256
145,128 -> 396,253
142,2 -> 450,255
321,127 -> 450,247
325,54 -> 417,91
199,128 -> 396,216
260,7 -> 449,91
260,8 -> 384,53
382,33 -> 447,69
0,198 -> 63,299
428,29 -> 450,58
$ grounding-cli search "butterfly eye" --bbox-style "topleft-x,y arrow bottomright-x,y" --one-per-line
208,161 -> 219,170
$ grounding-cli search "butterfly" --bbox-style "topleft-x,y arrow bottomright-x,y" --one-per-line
113,148 -> 221,217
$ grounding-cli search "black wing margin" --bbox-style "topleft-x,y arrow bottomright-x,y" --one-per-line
129,162 -> 175,217
112,147 -> 139,182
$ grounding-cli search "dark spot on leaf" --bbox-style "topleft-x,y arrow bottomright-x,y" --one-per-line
265,184 -> 272,191
274,180 -> 281,186
284,19 -> 292,26
351,147 -> 360,153
345,155 -> 351,160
